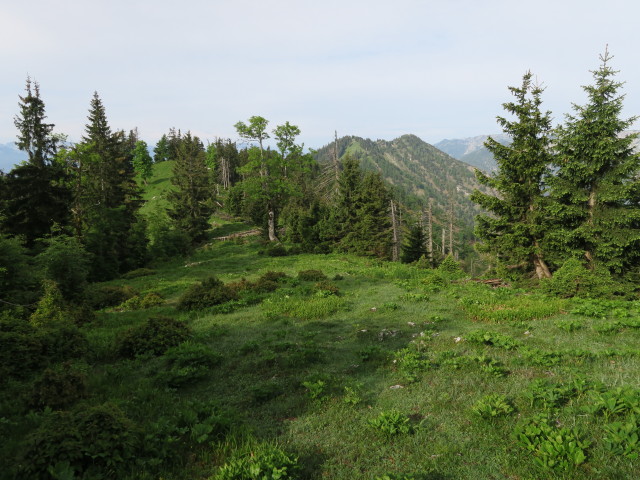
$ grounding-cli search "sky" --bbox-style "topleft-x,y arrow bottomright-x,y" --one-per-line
2,0 -> 640,152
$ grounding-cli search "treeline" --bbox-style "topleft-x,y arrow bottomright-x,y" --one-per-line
472,50 -> 640,295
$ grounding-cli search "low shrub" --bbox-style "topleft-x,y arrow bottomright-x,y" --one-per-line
297,269 -> 327,282
0,317 -> 44,381
157,341 -> 223,387
541,257 -> 621,299
117,316 -> 192,358
177,276 -> 238,311
85,284 -> 139,309
30,361 -> 88,410
17,402 -> 140,479
115,292 -> 165,311
121,268 -> 156,279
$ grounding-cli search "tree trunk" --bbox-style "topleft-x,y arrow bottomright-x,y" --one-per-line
390,200 -> 400,262
426,199 -> 433,266
267,207 -> 278,242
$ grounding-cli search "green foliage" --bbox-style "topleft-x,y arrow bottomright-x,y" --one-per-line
401,223 -> 428,263
18,402 -> 139,479
36,234 -> 92,302
584,387 -> 640,419
117,316 -> 192,358
301,379 -> 327,401
29,280 -> 69,327
514,414 -> 589,473
541,257 -> 619,298
437,254 -> 465,278
548,50 -> 640,275
84,284 -> 139,309
177,276 -> 238,310
121,267 -> 156,279
132,140 -> 153,184
472,394 -> 515,419
212,441 -> 299,480
167,132 -> 213,245
156,341 -> 222,388
115,292 -> 164,311
30,361 -> 87,410
297,269 -> 327,281
471,72 -> 553,279
524,379 -> 575,410
368,410 -> 414,438
465,330 -> 521,350
393,348 -> 430,383
0,234 -> 37,307
603,417 -> 640,459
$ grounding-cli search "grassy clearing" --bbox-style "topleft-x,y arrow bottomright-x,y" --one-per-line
4,235 -> 640,479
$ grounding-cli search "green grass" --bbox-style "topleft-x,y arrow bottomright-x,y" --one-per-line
3,233 -> 640,479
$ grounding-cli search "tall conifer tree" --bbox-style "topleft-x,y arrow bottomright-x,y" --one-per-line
548,49 -> 640,274
471,72 -> 554,279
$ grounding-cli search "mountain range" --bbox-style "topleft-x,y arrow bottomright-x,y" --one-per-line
0,143 -> 25,172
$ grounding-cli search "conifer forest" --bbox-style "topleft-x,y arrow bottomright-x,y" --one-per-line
3,50 -> 640,479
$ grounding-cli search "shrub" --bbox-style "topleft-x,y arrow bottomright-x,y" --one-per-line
121,268 -> 156,279
265,244 -> 288,257
29,280 -> 69,328
314,281 -> 340,296
84,284 -> 139,309
437,254 -> 465,278
157,341 -> 223,387
18,402 -> 139,479
117,316 -> 191,358
38,323 -> 89,363
0,316 -> 44,380
297,269 -> 327,282
212,441 -> 299,480
541,257 -> 620,298
30,361 -> 87,410
116,292 -> 165,311
177,276 -> 238,311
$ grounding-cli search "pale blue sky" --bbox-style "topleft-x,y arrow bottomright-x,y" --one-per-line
1,0 -> 639,150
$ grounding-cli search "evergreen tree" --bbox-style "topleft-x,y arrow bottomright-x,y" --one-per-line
1,79 -> 71,246
401,222 -> 428,263
153,134 -> 170,163
471,72 -> 554,279
548,49 -> 640,274
14,77 -> 58,167
331,157 -> 392,258
167,132 -> 213,244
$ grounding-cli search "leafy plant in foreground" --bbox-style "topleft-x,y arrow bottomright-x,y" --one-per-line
472,394 -> 515,419
368,410 -> 414,439
212,441 -> 299,480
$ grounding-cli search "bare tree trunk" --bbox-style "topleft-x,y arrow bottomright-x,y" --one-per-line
426,199 -> 434,266
448,197 -> 455,257
390,200 -> 400,262
267,207 -> 278,242
442,228 -> 446,256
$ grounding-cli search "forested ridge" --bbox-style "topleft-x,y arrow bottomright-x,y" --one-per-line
2,50 -> 640,479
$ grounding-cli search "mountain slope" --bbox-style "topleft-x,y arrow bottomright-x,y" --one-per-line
314,134 -> 488,228
434,135 -> 508,173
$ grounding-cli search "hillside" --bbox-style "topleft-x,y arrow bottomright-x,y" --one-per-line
314,134 -> 489,229
4,234 -> 640,479
0,142 -> 25,172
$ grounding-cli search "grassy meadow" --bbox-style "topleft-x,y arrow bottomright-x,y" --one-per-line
5,231 -> 640,479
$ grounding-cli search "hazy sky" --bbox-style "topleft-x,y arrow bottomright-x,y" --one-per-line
2,0 -> 640,150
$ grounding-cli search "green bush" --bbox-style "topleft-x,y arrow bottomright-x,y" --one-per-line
116,292 -> 165,311
30,361 -> 87,410
121,267 -> 156,279
177,276 -> 238,311
117,316 -> 192,358
0,316 -> 44,381
17,402 -> 139,479
85,284 -> 139,309
29,280 -> 69,328
157,341 -> 223,387
541,257 -> 620,298
212,441 -> 299,480
297,269 -> 327,282
265,244 -> 288,257
437,254 -> 465,278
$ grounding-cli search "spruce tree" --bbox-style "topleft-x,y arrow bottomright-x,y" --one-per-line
14,77 -> 58,167
548,49 -> 640,274
167,132 -> 213,244
401,222 -> 428,263
132,140 -> 153,184
471,72 -> 554,279
153,134 -> 170,163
